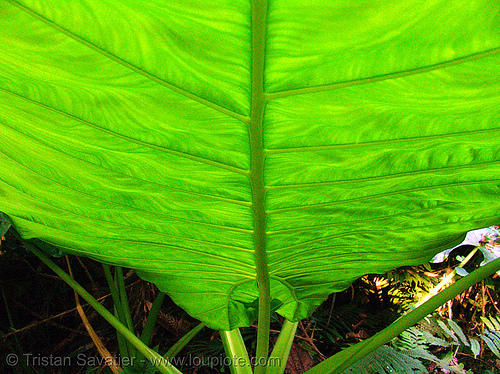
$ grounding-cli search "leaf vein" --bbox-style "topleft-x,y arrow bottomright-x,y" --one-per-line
268,178 -> 500,215
266,46 -> 500,100
0,86 -> 249,177
0,178 -> 252,253
267,159 -> 500,191
265,126 -> 500,155
267,201 -> 455,235
0,150 -> 253,234
269,214 -> 499,258
9,214 -> 255,271
5,0 -> 251,124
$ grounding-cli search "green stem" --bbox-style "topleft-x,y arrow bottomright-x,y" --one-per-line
115,267 -> 135,333
304,257 -> 500,374
113,304 -> 130,359
18,237 -> 183,374
103,264 -> 130,358
164,322 -> 205,359
416,247 -> 479,306
102,264 -> 120,309
141,291 -> 166,346
115,266 -> 137,359
220,329 -> 253,374
249,0 -> 270,372
266,320 -> 298,374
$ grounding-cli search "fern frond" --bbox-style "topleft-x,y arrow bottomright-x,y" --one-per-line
437,320 -> 460,345
478,315 -> 500,359
343,345 -> 426,374
447,320 -> 469,346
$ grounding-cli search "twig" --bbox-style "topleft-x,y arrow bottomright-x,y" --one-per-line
8,298 -> 86,336
76,256 -> 97,290
485,287 -> 500,313
481,281 -> 486,336
1,280 -> 141,341
66,256 -> 122,374
326,294 -> 336,328
253,325 -> 311,343
298,321 -> 326,360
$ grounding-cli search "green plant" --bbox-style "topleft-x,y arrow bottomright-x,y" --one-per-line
479,316 -> 500,360
366,264 -> 441,313
1,1 -> 500,373
344,313 -> 500,374
343,345 -> 427,374
345,320 -> 467,374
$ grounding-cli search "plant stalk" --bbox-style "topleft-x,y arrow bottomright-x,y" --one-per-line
115,267 -> 135,333
18,236 -> 183,374
66,257 -> 122,374
141,291 -> 166,346
266,319 -> 298,374
115,266 -> 137,359
249,0 -> 270,372
416,247 -> 479,306
220,329 -> 253,374
164,322 -> 205,359
103,264 -> 131,358
304,257 -> 500,374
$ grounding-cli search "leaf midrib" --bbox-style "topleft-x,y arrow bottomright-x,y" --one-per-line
249,0 -> 271,363
8,0 -> 498,334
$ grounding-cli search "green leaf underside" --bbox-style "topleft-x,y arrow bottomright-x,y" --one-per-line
1,0 -> 500,330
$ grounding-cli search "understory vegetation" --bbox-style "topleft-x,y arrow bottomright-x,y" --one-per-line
1,233 -> 500,374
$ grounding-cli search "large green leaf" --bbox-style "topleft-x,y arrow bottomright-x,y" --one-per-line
1,0 -> 499,330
